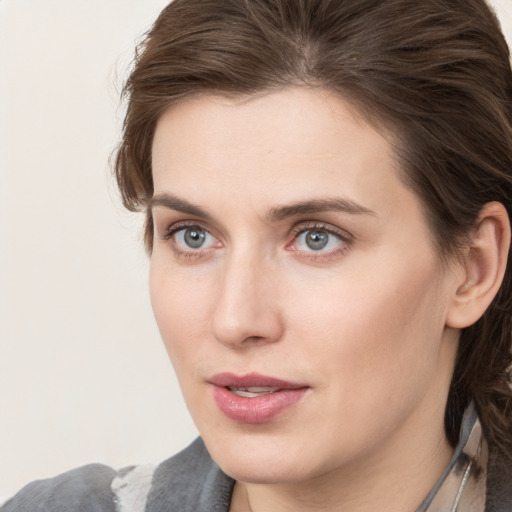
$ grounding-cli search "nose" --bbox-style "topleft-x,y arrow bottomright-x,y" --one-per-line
210,251 -> 284,348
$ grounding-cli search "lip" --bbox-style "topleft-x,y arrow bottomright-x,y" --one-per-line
209,372 -> 309,424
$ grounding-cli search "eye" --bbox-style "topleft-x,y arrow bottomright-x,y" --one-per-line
169,224 -> 220,253
287,223 -> 352,259
295,229 -> 343,252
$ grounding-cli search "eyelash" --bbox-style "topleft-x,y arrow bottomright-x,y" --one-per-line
287,222 -> 352,260
162,221 -> 220,259
161,221 -> 353,261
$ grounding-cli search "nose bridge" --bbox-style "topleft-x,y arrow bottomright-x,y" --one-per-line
210,245 -> 282,348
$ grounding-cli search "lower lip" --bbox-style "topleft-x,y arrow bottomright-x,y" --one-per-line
212,386 -> 309,424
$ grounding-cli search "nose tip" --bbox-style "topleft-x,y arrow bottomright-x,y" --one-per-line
210,259 -> 283,348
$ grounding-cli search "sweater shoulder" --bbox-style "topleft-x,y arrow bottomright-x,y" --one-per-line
145,437 -> 234,512
1,438 -> 234,512
1,463 -> 117,512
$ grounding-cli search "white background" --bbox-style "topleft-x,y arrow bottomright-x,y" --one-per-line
1,0 -> 512,501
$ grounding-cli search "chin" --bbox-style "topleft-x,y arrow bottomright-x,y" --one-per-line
201,430 -> 333,485
218,457 -> 316,485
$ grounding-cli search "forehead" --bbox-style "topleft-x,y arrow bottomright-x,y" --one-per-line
151,88 -> 401,204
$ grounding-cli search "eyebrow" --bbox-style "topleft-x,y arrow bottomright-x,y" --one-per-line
150,193 -> 375,221
266,198 -> 376,222
150,193 -> 212,220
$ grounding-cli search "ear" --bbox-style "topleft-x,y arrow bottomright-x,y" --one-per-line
446,202 -> 511,329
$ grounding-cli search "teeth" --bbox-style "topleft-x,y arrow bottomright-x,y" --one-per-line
229,386 -> 280,398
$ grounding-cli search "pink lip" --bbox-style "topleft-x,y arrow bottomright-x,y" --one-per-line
209,372 -> 309,424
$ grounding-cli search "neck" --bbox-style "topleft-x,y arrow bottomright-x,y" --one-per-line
230,405 -> 454,512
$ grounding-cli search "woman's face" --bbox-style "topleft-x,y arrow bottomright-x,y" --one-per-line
150,88 -> 461,484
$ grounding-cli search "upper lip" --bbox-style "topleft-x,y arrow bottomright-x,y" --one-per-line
209,372 -> 307,389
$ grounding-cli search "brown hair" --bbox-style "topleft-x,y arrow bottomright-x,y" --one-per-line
114,0 -> 512,460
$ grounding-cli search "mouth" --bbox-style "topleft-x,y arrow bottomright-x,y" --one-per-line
227,386 -> 280,398
209,373 -> 309,424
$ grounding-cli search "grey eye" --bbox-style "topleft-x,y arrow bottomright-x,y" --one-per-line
171,225 -> 219,254
182,227 -> 207,248
305,230 -> 329,251
295,228 -> 345,253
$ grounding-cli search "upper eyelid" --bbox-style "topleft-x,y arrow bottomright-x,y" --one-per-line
159,219 -> 353,248
167,220 -> 206,232
164,219 -> 215,236
165,221 -> 350,237
290,221 -> 353,240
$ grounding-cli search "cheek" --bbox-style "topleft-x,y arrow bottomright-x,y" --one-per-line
149,258 -> 215,364
280,257 -> 450,464
291,252 -> 447,396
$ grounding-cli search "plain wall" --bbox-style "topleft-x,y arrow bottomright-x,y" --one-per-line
2,0 -> 512,502
0,0 -> 199,501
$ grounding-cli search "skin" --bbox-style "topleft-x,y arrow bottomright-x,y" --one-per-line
149,88 -> 466,511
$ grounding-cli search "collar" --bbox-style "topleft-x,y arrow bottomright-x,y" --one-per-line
417,403 -> 488,512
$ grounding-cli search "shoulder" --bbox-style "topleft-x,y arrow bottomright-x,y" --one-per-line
486,445 -> 512,512
144,437 -> 234,511
1,438 -> 234,512
1,463 -> 117,512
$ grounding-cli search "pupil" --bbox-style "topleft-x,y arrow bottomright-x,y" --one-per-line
306,230 -> 328,250
184,227 -> 206,248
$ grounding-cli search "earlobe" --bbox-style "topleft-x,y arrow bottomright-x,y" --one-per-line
446,202 -> 511,329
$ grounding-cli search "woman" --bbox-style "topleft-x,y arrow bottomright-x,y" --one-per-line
3,0 -> 512,510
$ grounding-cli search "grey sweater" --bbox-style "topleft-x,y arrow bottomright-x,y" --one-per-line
1,438 -> 233,512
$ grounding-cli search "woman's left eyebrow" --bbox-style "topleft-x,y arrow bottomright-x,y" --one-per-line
267,198 -> 376,222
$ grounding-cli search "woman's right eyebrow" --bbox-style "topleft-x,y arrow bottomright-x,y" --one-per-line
150,193 -> 212,220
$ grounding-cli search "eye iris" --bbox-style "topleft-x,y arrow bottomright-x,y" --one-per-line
305,230 -> 329,250
184,227 -> 206,248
